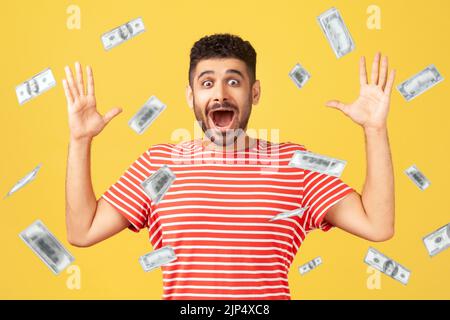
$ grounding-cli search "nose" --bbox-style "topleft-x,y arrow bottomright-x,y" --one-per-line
212,81 -> 229,103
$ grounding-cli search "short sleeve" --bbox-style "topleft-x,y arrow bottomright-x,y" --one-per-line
302,170 -> 355,232
100,149 -> 153,233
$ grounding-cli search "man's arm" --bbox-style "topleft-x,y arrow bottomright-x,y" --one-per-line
66,139 -> 130,247
63,62 -> 128,247
324,127 -> 394,241
323,52 -> 396,242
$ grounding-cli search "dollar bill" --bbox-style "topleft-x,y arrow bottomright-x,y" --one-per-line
317,7 -> 355,58
139,245 -> 177,272
289,150 -> 347,177
141,165 -> 176,204
128,96 -> 166,134
101,17 -> 145,50
405,165 -> 430,191
298,257 -> 322,275
19,220 -> 74,275
16,68 -> 56,105
397,65 -> 443,101
269,205 -> 309,222
364,247 -> 410,285
423,223 -> 450,257
4,163 -> 42,199
289,63 -> 311,89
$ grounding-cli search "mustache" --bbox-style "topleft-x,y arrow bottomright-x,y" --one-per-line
206,101 -> 238,116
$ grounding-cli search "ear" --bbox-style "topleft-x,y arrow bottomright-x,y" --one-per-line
251,80 -> 261,106
186,84 -> 194,109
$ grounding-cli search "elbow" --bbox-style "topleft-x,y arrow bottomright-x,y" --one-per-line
369,227 -> 395,242
66,215 -> 94,248
67,234 -> 93,248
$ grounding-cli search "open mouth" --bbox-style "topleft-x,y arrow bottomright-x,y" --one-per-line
208,109 -> 236,130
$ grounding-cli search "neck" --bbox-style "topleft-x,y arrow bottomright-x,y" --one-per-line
201,133 -> 256,152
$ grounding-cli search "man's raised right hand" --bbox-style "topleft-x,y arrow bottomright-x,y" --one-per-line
63,62 -> 122,142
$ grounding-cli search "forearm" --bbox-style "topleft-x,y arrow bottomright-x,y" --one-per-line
65,138 -> 97,243
361,126 -> 395,235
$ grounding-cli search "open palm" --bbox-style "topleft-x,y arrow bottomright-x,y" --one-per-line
63,62 -> 122,141
326,52 -> 396,130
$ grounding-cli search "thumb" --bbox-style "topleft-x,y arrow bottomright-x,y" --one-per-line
325,100 -> 347,113
103,107 -> 123,124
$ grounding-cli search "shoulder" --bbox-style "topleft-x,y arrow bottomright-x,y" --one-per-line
149,140 -> 197,152
145,140 -> 202,161
259,139 -> 308,154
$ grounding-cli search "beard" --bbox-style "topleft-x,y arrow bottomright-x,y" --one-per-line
193,94 -> 253,147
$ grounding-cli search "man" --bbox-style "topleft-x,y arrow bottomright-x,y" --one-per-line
63,34 -> 395,300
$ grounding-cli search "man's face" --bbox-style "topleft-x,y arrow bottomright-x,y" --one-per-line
384,261 -> 397,276
186,58 -> 260,146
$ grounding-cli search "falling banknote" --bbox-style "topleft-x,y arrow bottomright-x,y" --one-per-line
317,7 -> 355,58
128,96 -> 166,134
101,17 -> 145,50
289,150 -> 347,178
16,68 -> 56,105
364,247 -> 410,285
423,223 -> 450,257
141,165 -> 176,204
139,245 -> 177,272
397,65 -> 443,101
4,163 -> 42,199
269,206 -> 309,222
299,257 -> 322,275
405,165 -> 430,191
19,220 -> 74,275
289,63 -> 311,89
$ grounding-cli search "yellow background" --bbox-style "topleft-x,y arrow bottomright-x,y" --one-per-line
1,0 -> 449,299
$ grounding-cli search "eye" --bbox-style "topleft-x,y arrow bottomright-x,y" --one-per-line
228,79 -> 239,86
202,80 -> 213,87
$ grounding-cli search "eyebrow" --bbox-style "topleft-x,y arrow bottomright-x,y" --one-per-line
197,69 -> 245,80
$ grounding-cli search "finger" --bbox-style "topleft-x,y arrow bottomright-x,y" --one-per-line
75,61 -> 85,96
86,65 -> 95,96
62,79 -> 73,105
359,56 -> 368,85
378,56 -> 388,89
370,52 -> 381,85
384,69 -> 396,97
103,107 -> 123,124
325,100 -> 347,113
64,65 -> 79,98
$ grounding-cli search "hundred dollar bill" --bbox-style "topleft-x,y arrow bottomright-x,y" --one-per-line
364,247 -> 410,285
128,96 -> 166,134
289,150 -> 347,178
405,165 -> 430,191
423,223 -> 450,257
289,63 -> 311,89
19,220 -> 74,275
299,257 -> 322,275
139,245 -> 177,272
397,65 -> 443,101
317,7 -> 355,58
16,68 -> 56,105
101,17 -> 145,51
269,205 -> 309,222
141,165 -> 175,204
4,163 -> 42,199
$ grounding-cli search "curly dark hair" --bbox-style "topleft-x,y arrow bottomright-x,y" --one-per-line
188,33 -> 257,86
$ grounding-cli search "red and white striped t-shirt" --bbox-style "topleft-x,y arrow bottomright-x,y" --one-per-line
101,138 -> 354,300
